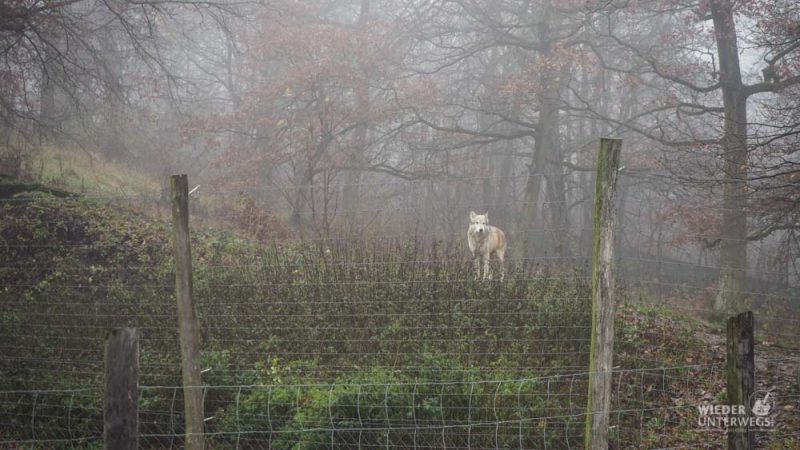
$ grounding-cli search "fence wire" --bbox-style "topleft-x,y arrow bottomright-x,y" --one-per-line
1,171 -> 798,449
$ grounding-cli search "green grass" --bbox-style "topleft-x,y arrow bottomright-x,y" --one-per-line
2,180 -> 792,449
29,145 -> 160,200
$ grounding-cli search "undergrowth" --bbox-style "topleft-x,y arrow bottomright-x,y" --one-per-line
0,188 -> 760,449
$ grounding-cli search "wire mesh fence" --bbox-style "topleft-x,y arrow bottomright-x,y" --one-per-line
1,169 -> 798,448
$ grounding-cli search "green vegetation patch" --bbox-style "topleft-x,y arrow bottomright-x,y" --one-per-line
2,186 -> 776,449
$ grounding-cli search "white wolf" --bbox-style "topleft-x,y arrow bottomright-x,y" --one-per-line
467,211 -> 507,280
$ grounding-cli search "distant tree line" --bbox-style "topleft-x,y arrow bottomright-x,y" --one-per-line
1,0 -> 799,313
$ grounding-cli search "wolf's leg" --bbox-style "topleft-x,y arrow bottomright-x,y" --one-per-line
496,249 -> 505,281
473,255 -> 481,280
483,256 -> 492,280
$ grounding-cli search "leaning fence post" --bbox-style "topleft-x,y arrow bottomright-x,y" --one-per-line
584,138 -> 622,450
104,327 -> 139,450
170,174 -> 205,450
727,311 -> 754,450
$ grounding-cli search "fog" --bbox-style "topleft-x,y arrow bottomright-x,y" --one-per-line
1,0 -> 799,314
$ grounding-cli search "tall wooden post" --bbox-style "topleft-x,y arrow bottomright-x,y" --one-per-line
104,328 -> 138,450
727,311 -> 754,450
170,174 -> 205,450
584,138 -> 622,450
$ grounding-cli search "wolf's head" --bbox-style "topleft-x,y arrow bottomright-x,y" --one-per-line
469,211 -> 489,235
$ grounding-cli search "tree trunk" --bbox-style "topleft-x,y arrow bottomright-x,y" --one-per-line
710,0 -> 748,316
522,148 -> 546,259
524,3 -> 562,260
581,69 -> 609,256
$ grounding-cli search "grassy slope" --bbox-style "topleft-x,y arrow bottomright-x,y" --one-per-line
28,146 -> 161,200
0,175 -> 796,448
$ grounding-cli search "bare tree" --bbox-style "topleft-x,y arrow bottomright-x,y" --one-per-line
575,0 -> 800,313
0,0 -> 243,164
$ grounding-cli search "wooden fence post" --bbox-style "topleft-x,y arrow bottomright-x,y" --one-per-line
104,327 -> 138,450
170,174 -> 205,450
584,138 -> 622,450
727,311 -> 754,450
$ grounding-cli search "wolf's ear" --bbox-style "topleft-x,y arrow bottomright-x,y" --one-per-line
484,212 -> 489,222
470,211 -> 476,220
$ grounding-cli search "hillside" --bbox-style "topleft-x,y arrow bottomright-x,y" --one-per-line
0,180 -> 797,449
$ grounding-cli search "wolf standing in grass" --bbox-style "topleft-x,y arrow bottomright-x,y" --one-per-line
467,211 -> 507,281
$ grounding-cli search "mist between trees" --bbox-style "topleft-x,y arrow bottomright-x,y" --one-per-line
1,0 -> 799,316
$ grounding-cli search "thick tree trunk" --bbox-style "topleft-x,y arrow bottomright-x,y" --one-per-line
580,70 -> 602,256
710,0 -> 748,316
523,143 -> 546,259
543,99 -> 567,258
525,5 -> 566,258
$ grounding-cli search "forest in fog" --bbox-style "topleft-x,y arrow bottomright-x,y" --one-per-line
1,0 -> 799,315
